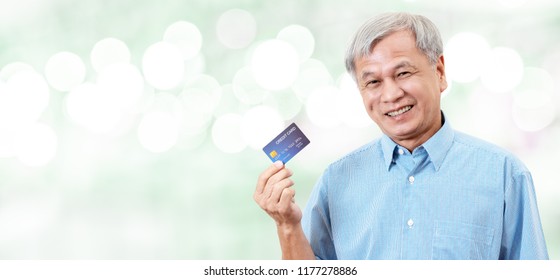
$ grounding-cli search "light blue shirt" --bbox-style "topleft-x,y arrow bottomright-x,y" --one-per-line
302,115 -> 549,259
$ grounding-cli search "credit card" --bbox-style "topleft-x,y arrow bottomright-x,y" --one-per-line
262,122 -> 310,164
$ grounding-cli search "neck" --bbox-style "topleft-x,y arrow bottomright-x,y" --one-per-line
395,112 -> 444,152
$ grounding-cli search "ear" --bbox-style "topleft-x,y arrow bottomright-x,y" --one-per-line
436,55 -> 448,93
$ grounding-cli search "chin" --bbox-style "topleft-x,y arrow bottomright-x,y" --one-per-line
386,124 -> 417,139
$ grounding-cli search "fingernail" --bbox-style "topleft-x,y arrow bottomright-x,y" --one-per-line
274,161 -> 284,168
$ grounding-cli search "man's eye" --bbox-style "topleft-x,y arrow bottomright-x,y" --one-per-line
365,80 -> 379,87
397,71 -> 411,77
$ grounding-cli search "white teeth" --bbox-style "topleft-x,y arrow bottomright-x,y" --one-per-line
387,105 -> 412,117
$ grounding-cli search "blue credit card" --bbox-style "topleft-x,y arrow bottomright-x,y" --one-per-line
262,122 -> 310,164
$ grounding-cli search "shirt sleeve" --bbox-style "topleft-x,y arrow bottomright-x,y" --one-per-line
301,170 -> 337,260
500,169 -> 549,259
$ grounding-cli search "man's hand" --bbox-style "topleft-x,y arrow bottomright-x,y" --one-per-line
254,161 -> 302,227
254,161 -> 315,259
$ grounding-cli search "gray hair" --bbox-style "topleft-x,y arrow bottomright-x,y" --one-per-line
345,12 -> 443,78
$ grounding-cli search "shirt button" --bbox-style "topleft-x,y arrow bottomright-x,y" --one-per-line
408,176 -> 415,184
398,149 -> 404,155
407,219 -> 414,228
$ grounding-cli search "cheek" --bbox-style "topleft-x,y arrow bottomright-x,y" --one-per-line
399,80 -> 421,94
362,97 -> 383,124
360,92 -> 379,112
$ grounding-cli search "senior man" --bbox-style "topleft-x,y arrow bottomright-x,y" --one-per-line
254,12 -> 548,260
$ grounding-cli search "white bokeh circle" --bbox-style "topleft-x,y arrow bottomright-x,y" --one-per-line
212,113 -> 246,153
445,32 -> 491,83
241,105 -> 284,150
481,47 -> 524,93
142,42 -> 185,90
163,21 -> 203,60
90,37 -> 131,73
250,40 -> 300,91
216,9 -> 257,49
137,112 -> 180,153
305,86 -> 343,128
44,51 -> 86,91
277,25 -> 315,62
14,122 -> 58,167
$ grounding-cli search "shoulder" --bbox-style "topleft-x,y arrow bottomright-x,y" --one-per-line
452,130 -> 529,174
325,139 -> 382,172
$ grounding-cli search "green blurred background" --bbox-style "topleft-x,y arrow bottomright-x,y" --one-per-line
0,0 -> 558,259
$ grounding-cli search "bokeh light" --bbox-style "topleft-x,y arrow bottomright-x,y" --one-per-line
445,32 -> 491,83
182,74 -> 222,112
65,82 -> 98,127
463,87 -> 513,145
213,84 -> 245,117
513,67 -> 554,109
163,21 -> 203,60
146,92 -> 184,119
338,73 -> 372,128
211,113 -> 246,153
137,111 -> 180,153
44,51 -> 86,92
481,47 -> 524,93
97,62 -> 145,112
90,38 -> 131,73
277,25 -> 315,62
0,62 -> 35,81
180,75 -> 222,135
305,86 -> 343,128
250,39 -> 300,91
65,83 -> 123,134
216,9 -> 257,49
232,66 -> 269,105
14,122 -> 58,167
142,42 -> 185,90
292,59 -> 334,102
1,69 -> 49,129
512,103 -> 555,132
241,105 -> 284,150
512,67 -> 556,132
183,53 -> 206,79
262,89 -> 303,121
179,89 -> 215,136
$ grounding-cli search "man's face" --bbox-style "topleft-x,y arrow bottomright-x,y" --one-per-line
354,30 -> 447,150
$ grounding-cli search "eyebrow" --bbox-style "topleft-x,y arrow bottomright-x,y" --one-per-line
360,71 -> 376,81
394,61 -> 413,70
360,61 -> 416,81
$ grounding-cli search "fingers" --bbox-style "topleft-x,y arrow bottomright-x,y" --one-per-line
254,163 -> 301,226
256,161 -> 284,194
278,188 -> 296,210
254,160 -> 295,210
267,176 -> 294,205
254,170 -> 293,205
267,188 -> 296,218
256,161 -> 293,199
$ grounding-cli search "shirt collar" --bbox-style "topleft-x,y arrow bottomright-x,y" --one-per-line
381,133 -> 398,170
380,112 -> 455,171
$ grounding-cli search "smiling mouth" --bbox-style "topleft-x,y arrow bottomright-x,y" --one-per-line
386,105 -> 412,117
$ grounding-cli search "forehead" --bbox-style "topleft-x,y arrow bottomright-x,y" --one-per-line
369,30 -> 419,61
355,30 -> 427,76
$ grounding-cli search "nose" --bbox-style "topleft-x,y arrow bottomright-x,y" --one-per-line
380,79 -> 404,103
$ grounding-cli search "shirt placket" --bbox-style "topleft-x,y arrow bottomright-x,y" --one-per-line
397,146 -> 429,259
